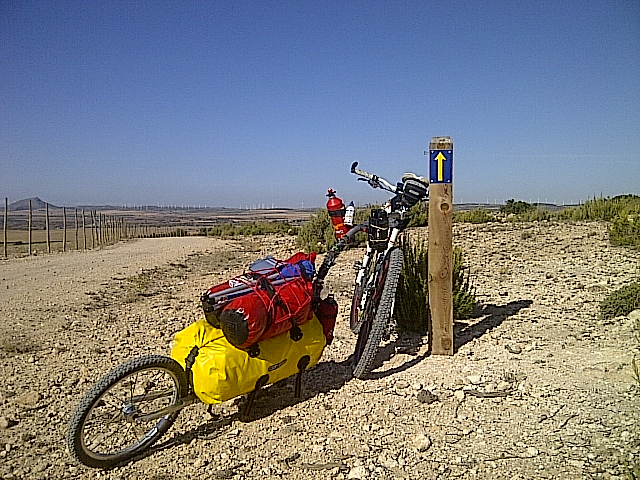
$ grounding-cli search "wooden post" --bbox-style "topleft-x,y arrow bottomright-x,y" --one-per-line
428,136 -> 454,355
75,209 -> 79,250
63,207 -> 67,252
82,209 -> 87,250
3,197 -> 7,258
29,199 -> 32,255
46,203 -> 51,254
91,210 -> 96,248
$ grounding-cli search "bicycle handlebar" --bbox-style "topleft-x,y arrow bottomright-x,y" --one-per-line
350,162 -> 398,193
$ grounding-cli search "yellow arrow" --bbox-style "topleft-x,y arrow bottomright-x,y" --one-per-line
435,152 -> 446,181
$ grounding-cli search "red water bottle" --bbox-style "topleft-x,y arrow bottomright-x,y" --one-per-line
326,189 -> 347,239
316,295 -> 338,345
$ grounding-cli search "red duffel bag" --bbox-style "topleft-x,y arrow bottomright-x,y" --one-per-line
200,253 -> 316,357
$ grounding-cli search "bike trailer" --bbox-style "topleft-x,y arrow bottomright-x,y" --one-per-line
170,314 -> 329,405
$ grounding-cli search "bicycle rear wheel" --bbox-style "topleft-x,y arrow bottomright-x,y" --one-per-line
352,247 -> 403,378
67,355 -> 188,469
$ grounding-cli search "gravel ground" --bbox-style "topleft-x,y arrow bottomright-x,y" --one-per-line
0,222 -> 639,480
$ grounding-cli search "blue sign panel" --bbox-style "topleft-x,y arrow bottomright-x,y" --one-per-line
429,149 -> 453,184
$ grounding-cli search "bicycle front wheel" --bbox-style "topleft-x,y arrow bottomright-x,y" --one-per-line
67,355 -> 188,469
352,247 -> 403,378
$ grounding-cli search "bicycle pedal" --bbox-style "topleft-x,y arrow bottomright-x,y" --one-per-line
353,261 -> 362,271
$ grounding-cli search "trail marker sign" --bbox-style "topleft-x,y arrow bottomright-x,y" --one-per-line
429,148 -> 453,184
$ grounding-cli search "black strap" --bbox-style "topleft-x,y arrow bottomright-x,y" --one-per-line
184,346 -> 200,393
294,355 -> 311,398
244,374 -> 270,416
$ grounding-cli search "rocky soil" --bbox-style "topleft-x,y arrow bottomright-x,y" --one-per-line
0,222 -> 639,480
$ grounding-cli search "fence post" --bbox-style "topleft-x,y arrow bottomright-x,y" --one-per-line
428,136 -> 454,355
29,199 -> 32,255
63,207 -> 67,253
82,209 -> 87,250
46,203 -> 51,254
3,197 -> 7,258
75,209 -> 79,250
90,210 -> 96,248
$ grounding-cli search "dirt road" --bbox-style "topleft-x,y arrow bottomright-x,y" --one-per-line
0,223 -> 638,479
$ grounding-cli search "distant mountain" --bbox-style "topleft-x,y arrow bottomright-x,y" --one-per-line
5,197 -> 58,211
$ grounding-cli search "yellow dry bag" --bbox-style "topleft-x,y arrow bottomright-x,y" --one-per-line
170,315 -> 327,404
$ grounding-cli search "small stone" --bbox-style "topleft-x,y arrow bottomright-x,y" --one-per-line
0,417 -> 17,429
413,433 -> 432,452
214,468 -> 235,480
497,381 -> 512,391
32,462 -> 48,473
506,344 -> 522,354
13,391 -> 41,406
395,379 -> 410,389
347,465 -> 368,479
526,446 -> 539,457
453,390 -> 465,401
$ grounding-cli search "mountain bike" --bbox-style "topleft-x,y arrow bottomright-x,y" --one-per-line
315,162 -> 429,378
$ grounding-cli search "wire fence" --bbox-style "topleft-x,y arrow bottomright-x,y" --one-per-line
2,198 -> 187,258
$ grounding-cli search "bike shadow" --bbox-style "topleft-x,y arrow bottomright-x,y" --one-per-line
362,332 -> 429,380
126,357 -> 355,466
454,299 -> 533,351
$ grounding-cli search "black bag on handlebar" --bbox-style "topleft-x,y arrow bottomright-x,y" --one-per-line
402,178 -> 429,207
368,209 -> 389,251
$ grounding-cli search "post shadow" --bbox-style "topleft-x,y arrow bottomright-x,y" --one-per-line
454,299 -> 533,351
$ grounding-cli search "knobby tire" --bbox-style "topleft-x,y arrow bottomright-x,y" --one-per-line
351,247 -> 403,378
66,355 -> 188,469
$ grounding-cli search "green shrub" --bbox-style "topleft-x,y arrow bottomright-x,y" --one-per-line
296,209 -> 333,253
407,201 -> 429,227
600,282 -> 640,319
609,207 -> 640,249
452,247 -> 476,319
454,208 -> 495,224
556,195 -> 640,222
501,199 -> 535,215
296,205 -> 376,253
517,208 -> 553,222
395,236 -> 430,334
204,221 -> 296,237
395,236 -> 476,334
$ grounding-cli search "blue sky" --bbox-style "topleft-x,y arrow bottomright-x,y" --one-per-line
1,1 -> 639,208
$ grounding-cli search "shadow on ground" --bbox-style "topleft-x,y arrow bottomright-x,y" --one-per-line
124,302 -> 534,466
454,299 -> 533,351
130,356 -> 355,466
